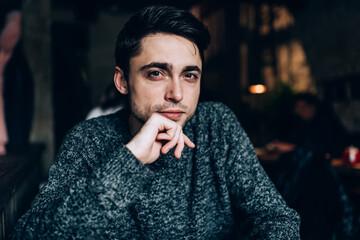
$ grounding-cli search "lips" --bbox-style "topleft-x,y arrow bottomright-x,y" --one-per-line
159,110 -> 184,120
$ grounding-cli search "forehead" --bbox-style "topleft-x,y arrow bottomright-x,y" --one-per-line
130,33 -> 202,69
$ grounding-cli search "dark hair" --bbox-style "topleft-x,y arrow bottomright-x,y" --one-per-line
115,5 -> 211,80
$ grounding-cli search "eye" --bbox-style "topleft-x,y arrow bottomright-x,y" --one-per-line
147,70 -> 164,80
149,71 -> 161,77
184,73 -> 199,81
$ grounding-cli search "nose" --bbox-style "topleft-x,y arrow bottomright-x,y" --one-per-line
165,78 -> 183,103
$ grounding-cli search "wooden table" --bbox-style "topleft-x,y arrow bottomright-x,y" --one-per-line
0,144 -> 45,239
331,158 -> 360,174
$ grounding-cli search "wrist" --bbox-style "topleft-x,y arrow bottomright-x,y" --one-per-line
126,141 -> 145,164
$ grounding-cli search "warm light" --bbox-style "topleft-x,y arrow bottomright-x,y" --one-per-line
249,84 -> 267,94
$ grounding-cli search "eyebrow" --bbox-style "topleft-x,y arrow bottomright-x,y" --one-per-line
140,62 -> 201,74
140,62 -> 172,71
182,65 -> 201,74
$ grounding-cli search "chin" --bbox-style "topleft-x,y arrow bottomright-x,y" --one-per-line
179,115 -> 193,128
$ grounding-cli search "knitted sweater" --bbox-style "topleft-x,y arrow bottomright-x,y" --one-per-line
11,102 -> 300,239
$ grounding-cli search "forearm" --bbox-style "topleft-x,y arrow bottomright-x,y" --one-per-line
227,127 -> 300,238
0,11 -> 22,56
233,157 -> 300,238
11,136 -> 153,238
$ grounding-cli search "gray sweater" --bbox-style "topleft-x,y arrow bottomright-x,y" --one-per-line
12,102 -> 300,239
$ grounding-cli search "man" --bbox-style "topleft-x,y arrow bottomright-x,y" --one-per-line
0,5 -> 22,154
12,6 -> 300,239
0,0 -> 34,155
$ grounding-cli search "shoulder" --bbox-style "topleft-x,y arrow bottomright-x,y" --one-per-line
193,102 -> 240,129
64,109 -> 129,147
55,110 -> 130,165
188,102 -> 245,145
196,101 -> 233,115
69,114 -> 116,136
195,102 -> 237,121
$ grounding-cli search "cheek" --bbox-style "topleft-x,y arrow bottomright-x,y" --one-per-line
130,84 -> 164,108
130,82 -> 150,101
185,85 -> 200,103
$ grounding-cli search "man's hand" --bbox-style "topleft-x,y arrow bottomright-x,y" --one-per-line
126,114 -> 195,164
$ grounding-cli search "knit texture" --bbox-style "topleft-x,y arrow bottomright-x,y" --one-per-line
11,102 -> 300,239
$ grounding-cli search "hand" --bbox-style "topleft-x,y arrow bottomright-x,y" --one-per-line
126,113 -> 195,164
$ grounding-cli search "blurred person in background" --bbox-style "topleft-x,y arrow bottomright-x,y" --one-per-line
0,0 -> 33,155
268,93 -> 348,158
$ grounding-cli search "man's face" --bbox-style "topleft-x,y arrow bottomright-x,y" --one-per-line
117,33 -> 202,133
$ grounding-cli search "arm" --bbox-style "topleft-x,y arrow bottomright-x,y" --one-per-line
223,109 -> 300,239
0,10 -> 22,75
11,123 -> 154,239
12,113 -> 194,238
0,11 -> 21,154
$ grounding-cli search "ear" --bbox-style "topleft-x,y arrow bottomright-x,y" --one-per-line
114,66 -> 128,94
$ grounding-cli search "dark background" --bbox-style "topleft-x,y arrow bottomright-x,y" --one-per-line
19,0 -> 360,170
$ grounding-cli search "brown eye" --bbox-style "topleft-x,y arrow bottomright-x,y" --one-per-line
147,70 -> 164,80
149,71 -> 161,77
185,73 -> 196,78
184,73 -> 198,81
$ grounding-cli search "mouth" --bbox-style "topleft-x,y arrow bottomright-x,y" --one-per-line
158,110 -> 185,120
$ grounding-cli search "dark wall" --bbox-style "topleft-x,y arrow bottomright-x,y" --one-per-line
290,0 -> 360,81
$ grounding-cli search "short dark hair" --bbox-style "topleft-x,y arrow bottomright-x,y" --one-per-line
115,5 -> 211,80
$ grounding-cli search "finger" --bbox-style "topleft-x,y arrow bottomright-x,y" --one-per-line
155,115 -> 178,134
174,132 -> 185,159
161,126 -> 181,154
184,134 -> 195,148
156,132 -> 172,141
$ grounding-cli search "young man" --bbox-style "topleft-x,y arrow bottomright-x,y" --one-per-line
12,6 -> 300,239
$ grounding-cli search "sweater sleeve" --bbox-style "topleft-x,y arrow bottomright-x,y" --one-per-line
11,122 -> 154,239
221,106 -> 300,239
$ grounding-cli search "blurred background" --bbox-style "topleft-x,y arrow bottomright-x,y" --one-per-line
2,0 -> 360,238
15,0 -> 360,172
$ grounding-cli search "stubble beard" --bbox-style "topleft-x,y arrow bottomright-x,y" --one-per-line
129,98 -> 195,129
